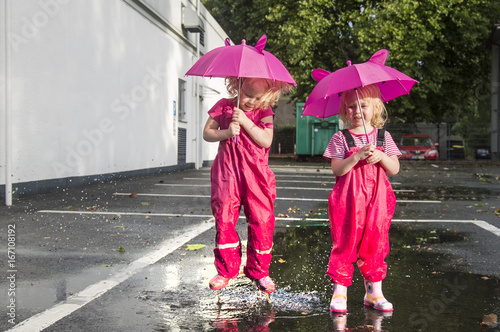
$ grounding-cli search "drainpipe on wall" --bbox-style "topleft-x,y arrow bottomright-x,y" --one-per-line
4,0 -> 12,206
182,1 -> 204,168
195,0 -> 202,169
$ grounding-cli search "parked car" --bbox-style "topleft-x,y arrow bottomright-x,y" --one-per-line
476,147 -> 491,160
398,135 -> 439,160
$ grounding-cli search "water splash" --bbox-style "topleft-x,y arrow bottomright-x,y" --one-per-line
139,277 -> 325,331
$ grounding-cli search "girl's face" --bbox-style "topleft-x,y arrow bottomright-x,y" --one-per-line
346,96 -> 374,128
239,81 -> 267,112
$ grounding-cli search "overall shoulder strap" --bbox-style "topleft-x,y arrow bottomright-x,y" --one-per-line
341,129 -> 355,148
377,128 -> 386,147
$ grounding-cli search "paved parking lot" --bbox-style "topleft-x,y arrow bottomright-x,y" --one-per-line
1,159 -> 499,331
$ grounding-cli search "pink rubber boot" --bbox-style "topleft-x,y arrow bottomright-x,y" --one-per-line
363,279 -> 393,312
209,275 -> 230,290
255,276 -> 275,293
330,283 -> 347,313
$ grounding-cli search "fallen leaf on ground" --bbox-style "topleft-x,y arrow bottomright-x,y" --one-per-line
481,313 -> 498,328
185,244 -> 206,251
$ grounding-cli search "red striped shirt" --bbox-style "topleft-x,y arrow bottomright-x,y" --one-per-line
323,128 -> 401,161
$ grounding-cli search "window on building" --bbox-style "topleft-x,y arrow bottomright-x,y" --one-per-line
178,79 -> 187,122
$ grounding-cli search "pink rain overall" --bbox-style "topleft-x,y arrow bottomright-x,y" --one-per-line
327,144 -> 396,287
209,99 -> 276,280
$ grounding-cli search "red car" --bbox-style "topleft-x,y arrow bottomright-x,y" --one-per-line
398,135 -> 439,160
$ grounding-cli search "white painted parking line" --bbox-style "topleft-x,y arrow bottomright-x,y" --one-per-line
272,165 -> 331,169
155,183 -> 331,191
113,192 -> 328,202
392,219 -> 500,237
396,200 -> 441,203
156,183 -> 211,187
278,186 -> 332,191
275,174 -> 334,178
156,183 -> 332,191
280,180 -> 334,184
184,177 -> 335,184
155,184 -> 413,192
276,197 -> 326,202
287,173 -> 402,186
38,209 -> 214,218
112,192 -> 422,202
113,193 -> 210,198
7,219 -> 215,332
472,220 -> 500,236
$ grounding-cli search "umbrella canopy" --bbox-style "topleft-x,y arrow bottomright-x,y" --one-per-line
185,34 -> 296,86
303,49 -> 418,119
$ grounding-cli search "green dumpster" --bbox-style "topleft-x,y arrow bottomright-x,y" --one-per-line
296,103 -> 339,156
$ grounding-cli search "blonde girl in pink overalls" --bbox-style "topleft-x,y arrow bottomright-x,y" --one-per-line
323,84 -> 401,313
203,77 -> 291,293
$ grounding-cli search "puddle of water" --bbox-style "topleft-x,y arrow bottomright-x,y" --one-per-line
140,224 -> 500,331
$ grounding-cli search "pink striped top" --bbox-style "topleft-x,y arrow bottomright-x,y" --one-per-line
323,128 -> 401,161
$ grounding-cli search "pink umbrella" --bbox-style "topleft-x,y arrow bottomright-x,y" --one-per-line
185,34 -> 296,85
303,49 -> 418,141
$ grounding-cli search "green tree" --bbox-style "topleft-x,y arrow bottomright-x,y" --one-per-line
202,0 -> 500,124
352,0 -> 498,123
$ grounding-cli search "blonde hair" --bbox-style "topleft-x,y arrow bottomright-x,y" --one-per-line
339,84 -> 388,129
225,77 -> 292,110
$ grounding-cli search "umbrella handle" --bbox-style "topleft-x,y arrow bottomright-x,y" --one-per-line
236,78 -> 241,110
233,79 -> 242,144
355,89 -> 370,144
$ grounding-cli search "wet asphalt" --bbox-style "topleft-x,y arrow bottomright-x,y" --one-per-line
1,157 -> 500,331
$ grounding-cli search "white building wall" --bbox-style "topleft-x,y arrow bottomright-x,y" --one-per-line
0,0 -> 228,200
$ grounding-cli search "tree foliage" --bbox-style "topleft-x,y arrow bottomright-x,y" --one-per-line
202,0 -> 500,124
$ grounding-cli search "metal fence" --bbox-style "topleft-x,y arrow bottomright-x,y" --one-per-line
270,122 -> 492,160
